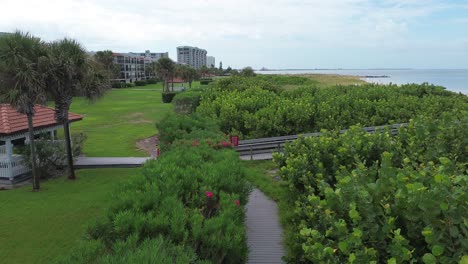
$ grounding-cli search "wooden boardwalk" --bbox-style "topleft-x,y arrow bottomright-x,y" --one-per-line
240,153 -> 274,161
246,188 -> 285,263
74,157 -> 152,169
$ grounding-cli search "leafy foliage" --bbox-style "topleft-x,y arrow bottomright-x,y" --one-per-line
22,133 -> 87,179
63,144 -> 250,263
161,91 -> 179,103
274,113 -> 468,263
156,112 -> 225,151
198,80 -> 467,139
173,91 -> 202,114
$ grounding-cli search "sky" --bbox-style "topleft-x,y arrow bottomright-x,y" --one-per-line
0,0 -> 467,69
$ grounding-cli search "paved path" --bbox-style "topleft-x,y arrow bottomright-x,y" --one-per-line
246,188 -> 285,264
240,153 -> 274,161
74,157 -> 152,169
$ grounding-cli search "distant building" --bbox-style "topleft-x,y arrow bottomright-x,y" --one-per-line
207,56 -> 215,68
177,46 -> 207,69
112,53 -> 146,83
130,50 -> 168,64
112,50 -> 168,83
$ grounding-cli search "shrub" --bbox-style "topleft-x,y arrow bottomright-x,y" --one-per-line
161,92 -> 179,103
274,114 -> 468,263
111,82 -> 125,88
63,144 -> 251,263
125,83 -> 135,88
156,112 -> 224,151
197,82 -> 467,139
173,91 -> 202,114
22,133 -> 87,179
146,79 -> 158,84
134,80 -> 147,86
55,236 -> 208,264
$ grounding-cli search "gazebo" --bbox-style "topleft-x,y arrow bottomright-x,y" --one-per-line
167,77 -> 186,92
0,104 -> 83,184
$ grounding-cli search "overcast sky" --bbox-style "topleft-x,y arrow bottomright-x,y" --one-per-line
1,0 -> 467,69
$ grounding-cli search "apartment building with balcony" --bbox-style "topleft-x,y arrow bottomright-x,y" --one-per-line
111,50 -> 169,83
177,46 -> 207,69
113,53 -> 146,83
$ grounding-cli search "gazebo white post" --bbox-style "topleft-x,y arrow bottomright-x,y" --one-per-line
50,130 -> 55,141
5,138 -> 13,180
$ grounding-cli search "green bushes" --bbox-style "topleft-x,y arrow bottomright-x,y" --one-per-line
111,82 -> 135,88
58,144 -> 250,264
173,91 -> 202,114
156,112 -> 225,151
22,133 -> 87,179
134,80 -> 147,86
210,76 -> 282,93
146,78 -> 158,84
161,92 -> 179,103
274,113 -> 468,263
200,78 -> 213,85
197,82 -> 467,138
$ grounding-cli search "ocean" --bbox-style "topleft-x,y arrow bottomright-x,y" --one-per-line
255,69 -> 468,94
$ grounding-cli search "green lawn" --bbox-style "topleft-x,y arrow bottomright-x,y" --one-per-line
69,83 -> 173,157
0,168 -> 139,264
0,81 -> 202,264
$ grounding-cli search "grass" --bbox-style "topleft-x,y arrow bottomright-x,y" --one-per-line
69,83 -> 173,157
0,81 -> 201,264
0,168 -> 139,264
242,160 -> 295,260
281,74 -> 365,89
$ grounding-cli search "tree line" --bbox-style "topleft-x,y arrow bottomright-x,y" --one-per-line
0,31 -> 113,191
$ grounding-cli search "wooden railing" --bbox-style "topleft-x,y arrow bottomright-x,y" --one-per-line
0,156 -> 29,179
235,123 -> 407,159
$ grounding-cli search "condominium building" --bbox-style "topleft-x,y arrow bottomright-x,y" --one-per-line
130,50 -> 169,64
177,46 -> 207,69
113,53 -> 146,83
112,50 -> 169,83
207,56 -> 216,68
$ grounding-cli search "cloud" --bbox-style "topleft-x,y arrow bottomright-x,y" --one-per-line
0,0 -> 466,68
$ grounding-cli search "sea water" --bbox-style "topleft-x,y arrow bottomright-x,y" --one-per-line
256,69 -> 468,94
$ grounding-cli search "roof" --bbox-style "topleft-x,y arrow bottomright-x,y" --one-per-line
0,104 -> 83,135
168,77 -> 186,83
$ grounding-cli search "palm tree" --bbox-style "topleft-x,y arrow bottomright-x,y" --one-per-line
176,65 -> 199,89
93,50 -> 119,81
45,38 -> 109,180
0,31 -> 48,191
155,57 -> 174,92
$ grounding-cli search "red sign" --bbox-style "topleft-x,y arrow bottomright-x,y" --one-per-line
230,135 -> 239,146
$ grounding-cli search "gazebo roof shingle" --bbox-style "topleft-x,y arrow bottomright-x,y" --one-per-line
0,104 -> 83,135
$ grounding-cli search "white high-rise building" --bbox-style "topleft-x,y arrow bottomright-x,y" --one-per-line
177,46 -> 207,69
207,56 -> 216,68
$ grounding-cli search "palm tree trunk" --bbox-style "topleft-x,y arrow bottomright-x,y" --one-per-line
189,81 -> 192,89
63,118 -> 76,180
27,114 -> 40,191
171,76 -> 174,91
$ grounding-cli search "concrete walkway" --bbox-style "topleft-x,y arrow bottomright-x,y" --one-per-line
74,157 -> 152,169
246,188 -> 285,263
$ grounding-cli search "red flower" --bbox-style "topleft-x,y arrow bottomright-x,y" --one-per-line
205,191 -> 213,198
235,200 -> 240,206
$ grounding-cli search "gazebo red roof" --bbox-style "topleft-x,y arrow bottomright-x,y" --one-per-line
168,77 -> 185,83
0,104 -> 83,136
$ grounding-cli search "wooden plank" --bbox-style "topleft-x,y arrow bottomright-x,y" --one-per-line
246,188 -> 285,263
74,157 -> 152,169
